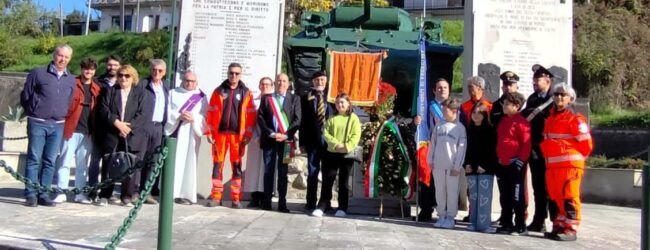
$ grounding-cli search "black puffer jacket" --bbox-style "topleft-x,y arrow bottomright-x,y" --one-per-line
463,121 -> 498,175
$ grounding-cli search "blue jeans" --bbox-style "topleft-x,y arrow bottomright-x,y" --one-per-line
56,133 -> 92,190
467,174 -> 494,231
25,119 -> 64,199
305,147 -> 324,208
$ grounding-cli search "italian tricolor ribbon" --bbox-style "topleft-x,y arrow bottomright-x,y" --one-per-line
364,117 -> 412,199
268,95 -> 289,133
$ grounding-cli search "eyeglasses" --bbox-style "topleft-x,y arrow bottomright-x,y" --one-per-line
553,92 -> 568,97
228,71 -> 241,76
118,73 -> 131,78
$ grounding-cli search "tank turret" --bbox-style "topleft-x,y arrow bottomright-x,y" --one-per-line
285,0 -> 462,115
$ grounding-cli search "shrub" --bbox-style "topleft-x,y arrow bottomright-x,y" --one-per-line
587,154 -> 648,169
0,28 -> 30,69
33,34 -> 58,54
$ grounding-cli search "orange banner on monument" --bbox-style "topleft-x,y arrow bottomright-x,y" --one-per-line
327,51 -> 384,106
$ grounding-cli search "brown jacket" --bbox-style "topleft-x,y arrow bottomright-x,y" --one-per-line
63,76 -> 101,140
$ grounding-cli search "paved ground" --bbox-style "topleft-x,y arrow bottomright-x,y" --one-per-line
0,178 -> 642,250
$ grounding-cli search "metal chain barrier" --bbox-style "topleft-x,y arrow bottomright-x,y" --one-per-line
0,146 -> 164,196
105,146 -> 168,250
0,136 -> 28,141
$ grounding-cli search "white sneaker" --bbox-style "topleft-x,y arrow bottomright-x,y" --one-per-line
311,209 -> 324,217
74,194 -> 91,204
334,210 -> 347,217
433,217 -> 446,228
443,217 -> 455,229
53,194 -> 67,203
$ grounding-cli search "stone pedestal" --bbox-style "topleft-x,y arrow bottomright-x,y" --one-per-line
0,151 -> 26,182
0,121 -> 27,153
348,161 -> 411,217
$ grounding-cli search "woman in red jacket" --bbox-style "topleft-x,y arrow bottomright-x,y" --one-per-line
540,83 -> 593,241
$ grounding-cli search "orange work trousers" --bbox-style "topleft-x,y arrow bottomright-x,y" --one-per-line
210,133 -> 246,202
546,167 -> 583,233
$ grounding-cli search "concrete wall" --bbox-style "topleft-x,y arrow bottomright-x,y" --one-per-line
0,72 -> 27,117
581,168 -> 642,207
592,128 -> 650,160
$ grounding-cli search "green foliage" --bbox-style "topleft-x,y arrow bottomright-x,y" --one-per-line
573,2 -> 650,110
65,10 -> 85,23
590,110 -> 650,129
33,33 -> 58,54
587,154 -> 647,169
0,0 -> 42,37
441,20 -> 464,93
1,31 -> 170,77
0,106 -> 25,122
0,27 -> 31,69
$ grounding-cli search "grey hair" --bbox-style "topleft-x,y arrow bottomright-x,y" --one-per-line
552,83 -> 576,101
53,44 -> 73,57
150,59 -> 166,68
182,70 -> 196,80
466,76 -> 486,89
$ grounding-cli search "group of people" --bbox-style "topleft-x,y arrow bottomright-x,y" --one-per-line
19,44 -> 592,242
19,45 -> 362,218
414,66 -> 593,242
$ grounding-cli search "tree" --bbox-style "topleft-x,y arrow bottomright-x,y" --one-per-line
0,0 -> 42,37
297,0 -> 389,12
66,9 -> 85,23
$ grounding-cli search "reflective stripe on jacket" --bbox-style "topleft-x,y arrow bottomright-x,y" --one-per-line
540,107 -> 593,169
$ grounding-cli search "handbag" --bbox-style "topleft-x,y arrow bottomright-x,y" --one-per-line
342,115 -> 363,162
103,136 -> 138,178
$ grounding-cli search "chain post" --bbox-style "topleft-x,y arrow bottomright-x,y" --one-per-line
158,137 -> 177,250
642,146 -> 649,250
105,146 -> 168,250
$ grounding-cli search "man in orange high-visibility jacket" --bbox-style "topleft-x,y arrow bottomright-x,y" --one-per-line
540,83 -> 593,241
205,63 -> 256,208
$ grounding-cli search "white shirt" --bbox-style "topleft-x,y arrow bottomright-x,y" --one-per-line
152,82 -> 165,122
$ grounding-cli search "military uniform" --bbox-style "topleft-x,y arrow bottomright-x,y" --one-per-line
521,65 -> 559,232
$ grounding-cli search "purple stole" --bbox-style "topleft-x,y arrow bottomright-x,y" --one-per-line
170,91 -> 205,138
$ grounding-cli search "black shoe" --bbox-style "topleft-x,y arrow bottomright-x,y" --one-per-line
550,231 -> 577,241
496,226 -> 514,234
232,201 -> 243,209
462,215 -> 470,223
206,198 -> 221,207
527,222 -> 547,233
278,207 -> 291,213
511,226 -> 528,236
415,211 -> 433,222
175,198 -> 192,205
37,197 -> 56,207
25,197 -> 37,207
247,201 -> 260,208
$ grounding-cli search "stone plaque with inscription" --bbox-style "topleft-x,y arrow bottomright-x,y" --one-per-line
463,0 -> 572,100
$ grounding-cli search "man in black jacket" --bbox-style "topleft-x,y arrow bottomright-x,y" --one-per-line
138,59 -> 170,204
521,64 -> 558,233
299,71 -> 334,211
89,55 -> 122,202
257,73 -> 301,213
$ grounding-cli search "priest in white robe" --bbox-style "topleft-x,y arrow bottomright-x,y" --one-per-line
164,71 -> 208,204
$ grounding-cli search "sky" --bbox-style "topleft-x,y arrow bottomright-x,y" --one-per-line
37,0 -> 101,18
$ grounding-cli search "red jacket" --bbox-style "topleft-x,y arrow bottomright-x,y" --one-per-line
63,77 -> 101,140
496,113 -> 531,165
205,81 -> 256,140
461,97 -> 492,125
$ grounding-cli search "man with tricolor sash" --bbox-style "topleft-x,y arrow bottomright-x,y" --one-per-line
205,63 -> 257,208
257,73 -> 301,213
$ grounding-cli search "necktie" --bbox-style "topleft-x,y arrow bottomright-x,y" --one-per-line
317,93 -> 325,128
